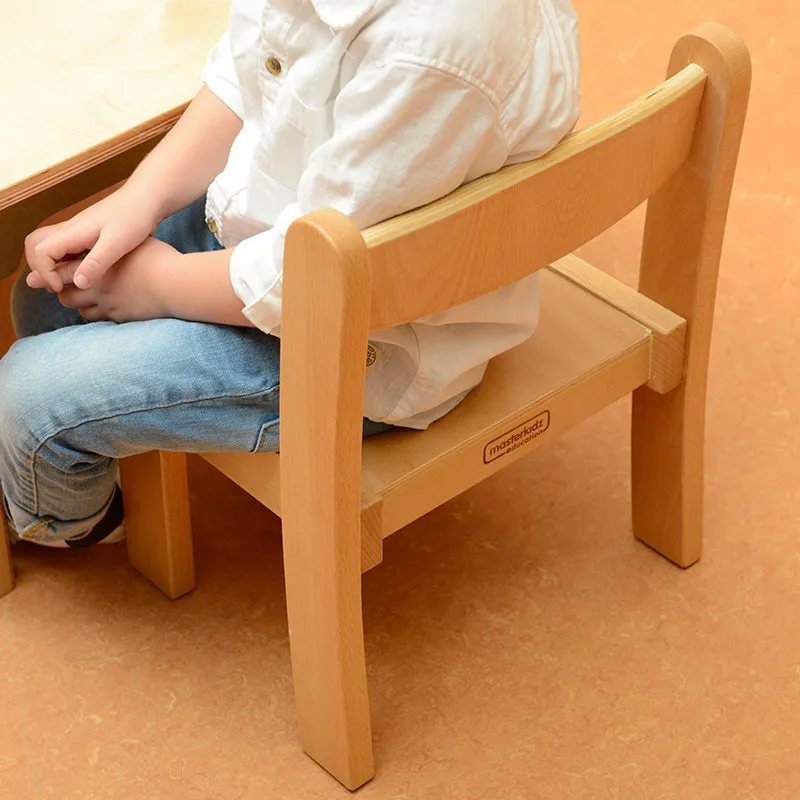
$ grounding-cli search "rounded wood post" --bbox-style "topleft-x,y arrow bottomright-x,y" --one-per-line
280,209 -> 375,789
632,24 -> 752,566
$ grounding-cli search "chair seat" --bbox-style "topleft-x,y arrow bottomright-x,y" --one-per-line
200,264 -> 653,553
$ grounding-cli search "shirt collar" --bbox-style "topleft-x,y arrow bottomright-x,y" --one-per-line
310,0 -> 377,29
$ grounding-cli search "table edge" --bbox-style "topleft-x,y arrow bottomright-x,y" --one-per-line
0,102 -> 188,213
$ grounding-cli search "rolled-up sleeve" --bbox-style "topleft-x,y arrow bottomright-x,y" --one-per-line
229,59 -> 503,334
202,31 -> 245,119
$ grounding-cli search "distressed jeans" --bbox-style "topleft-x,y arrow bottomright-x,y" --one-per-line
0,197 -> 389,544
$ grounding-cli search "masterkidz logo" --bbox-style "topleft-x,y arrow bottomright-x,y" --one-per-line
483,411 -> 551,464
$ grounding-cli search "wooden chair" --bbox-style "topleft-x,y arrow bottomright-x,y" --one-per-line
0,23 -> 750,791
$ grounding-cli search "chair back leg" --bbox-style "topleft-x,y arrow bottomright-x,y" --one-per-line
632,24 -> 751,566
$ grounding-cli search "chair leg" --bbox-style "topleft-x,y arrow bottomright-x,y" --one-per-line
120,451 -> 195,599
631,383 -> 703,568
0,509 -> 14,597
282,513 -> 374,790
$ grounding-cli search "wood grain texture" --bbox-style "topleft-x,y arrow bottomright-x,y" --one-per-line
0,20 -> 750,787
363,64 -> 706,330
121,451 -> 195,600
279,210 -> 375,789
198,451 -> 385,573
359,499 -> 385,573
0,0 -> 227,208
549,254 -> 687,393
362,270 -> 652,536
200,268 -> 657,546
632,24 -> 752,566
0,508 -> 14,597
200,451 -> 282,516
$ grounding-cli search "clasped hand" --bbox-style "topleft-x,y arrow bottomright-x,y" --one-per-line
24,188 -> 178,323
54,238 -> 179,322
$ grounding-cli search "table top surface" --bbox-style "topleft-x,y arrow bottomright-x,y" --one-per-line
1,0 -> 229,209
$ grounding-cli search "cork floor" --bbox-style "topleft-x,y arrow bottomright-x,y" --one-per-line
1,1 -> 797,798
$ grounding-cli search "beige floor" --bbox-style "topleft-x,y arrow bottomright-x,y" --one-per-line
2,1 -> 797,798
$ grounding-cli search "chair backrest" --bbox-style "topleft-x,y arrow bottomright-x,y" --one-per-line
362,64 -> 706,329
277,22 -> 751,576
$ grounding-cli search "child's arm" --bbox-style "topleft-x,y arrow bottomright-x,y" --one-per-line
26,86 -> 242,293
55,238 -> 252,327
61,61 -> 506,328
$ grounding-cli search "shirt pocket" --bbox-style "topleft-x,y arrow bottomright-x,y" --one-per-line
256,55 -> 337,190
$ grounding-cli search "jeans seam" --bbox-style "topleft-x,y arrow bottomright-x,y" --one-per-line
252,416 -> 281,452
27,384 -> 281,498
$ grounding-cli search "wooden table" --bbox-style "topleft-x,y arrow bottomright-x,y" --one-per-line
0,0 -> 229,280
0,0 -> 230,599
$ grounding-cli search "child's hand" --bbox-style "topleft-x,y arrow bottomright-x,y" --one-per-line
57,237 -> 181,323
25,187 -> 159,293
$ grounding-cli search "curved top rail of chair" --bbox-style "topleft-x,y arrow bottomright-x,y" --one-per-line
356,62 -> 708,330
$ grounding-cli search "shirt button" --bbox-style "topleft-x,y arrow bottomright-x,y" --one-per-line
206,218 -> 219,236
265,56 -> 283,76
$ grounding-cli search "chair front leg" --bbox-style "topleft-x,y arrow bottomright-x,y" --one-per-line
279,209 -> 376,789
120,450 -> 195,600
282,503 -> 374,790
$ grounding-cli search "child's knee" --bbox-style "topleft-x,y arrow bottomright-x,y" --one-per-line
0,337 -> 65,452
0,343 -> 33,458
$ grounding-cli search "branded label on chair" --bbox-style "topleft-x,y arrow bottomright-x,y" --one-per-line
483,411 -> 551,464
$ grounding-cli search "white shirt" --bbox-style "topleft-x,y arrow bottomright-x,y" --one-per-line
203,0 -> 581,428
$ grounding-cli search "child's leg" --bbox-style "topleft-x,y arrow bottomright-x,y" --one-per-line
0,195 -> 390,546
0,314 -> 283,544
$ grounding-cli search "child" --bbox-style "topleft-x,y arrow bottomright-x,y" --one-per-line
0,0 -> 581,546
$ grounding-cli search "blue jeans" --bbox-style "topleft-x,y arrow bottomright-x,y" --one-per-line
0,197 -> 390,544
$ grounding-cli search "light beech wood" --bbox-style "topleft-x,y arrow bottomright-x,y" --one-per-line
363,64 -> 706,329
200,452 -> 282,515
358,499 -> 385,572
0,0 -> 227,208
0,0 -> 227,279
279,210 -> 375,789
362,271 -> 653,536
120,451 -> 195,600
201,269 -> 653,542
0,20 -> 750,791
0,506 -> 13,597
548,255 -> 687,394
179,29 -> 749,787
199,450 -> 385,573
631,24 -> 751,567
